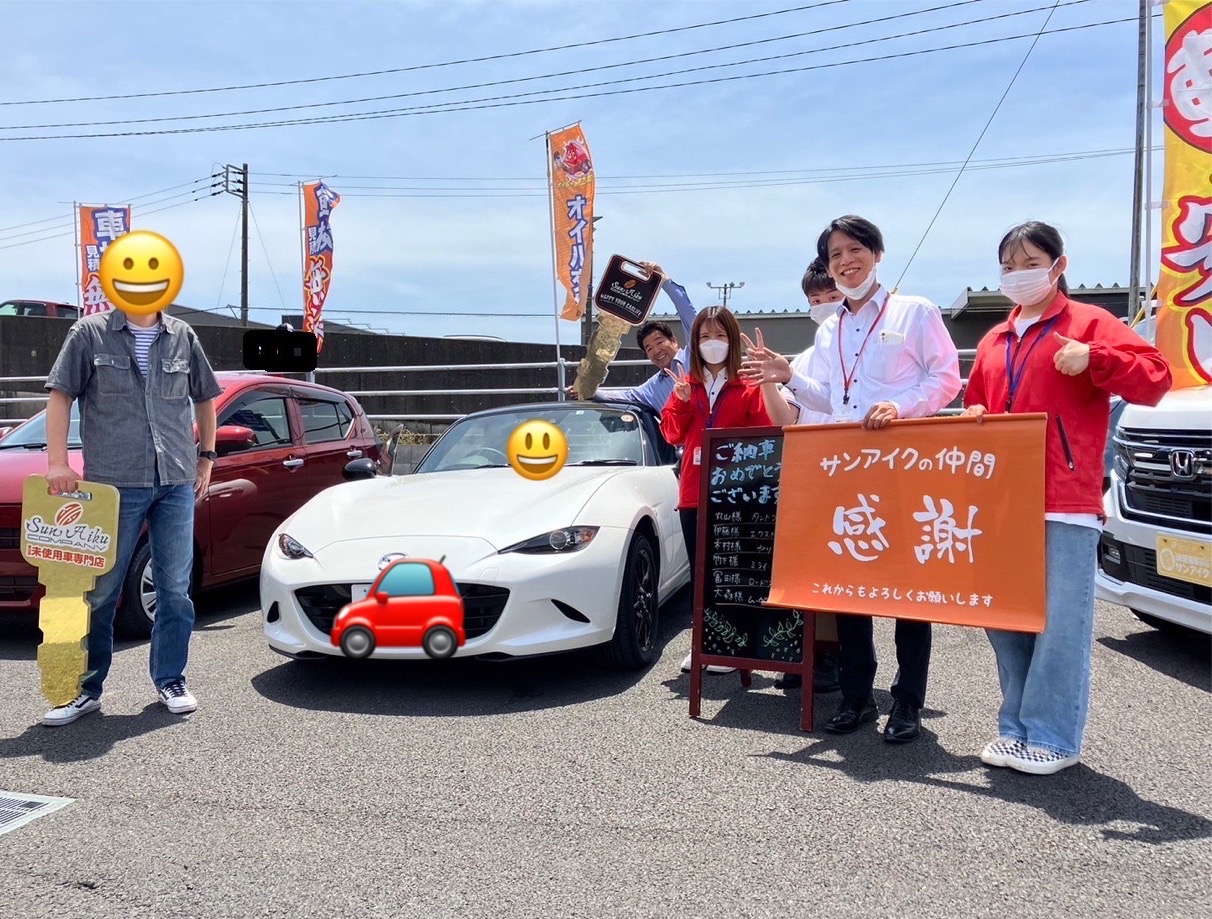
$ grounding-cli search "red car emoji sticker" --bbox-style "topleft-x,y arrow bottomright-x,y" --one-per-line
331,558 -> 465,659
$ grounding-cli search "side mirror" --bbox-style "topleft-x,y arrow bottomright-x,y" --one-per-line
380,424 -> 405,475
343,457 -> 379,481
215,424 -> 257,456
375,591 -> 388,604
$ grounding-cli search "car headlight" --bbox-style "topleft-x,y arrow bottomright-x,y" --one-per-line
501,526 -> 599,554
1112,449 -> 1129,481
277,533 -> 314,560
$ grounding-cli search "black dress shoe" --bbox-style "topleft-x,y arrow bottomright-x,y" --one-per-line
883,700 -> 922,744
813,651 -> 840,694
775,672 -> 802,689
824,696 -> 878,734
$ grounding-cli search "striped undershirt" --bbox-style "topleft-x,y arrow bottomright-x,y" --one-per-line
126,323 -> 161,376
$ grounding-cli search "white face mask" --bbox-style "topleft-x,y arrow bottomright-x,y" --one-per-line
810,302 -> 839,325
999,260 -> 1058,305
835,267 -> 877,301
698,340 -> 729,365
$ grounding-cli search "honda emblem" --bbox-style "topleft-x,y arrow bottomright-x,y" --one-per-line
1169,449 -> 1197,481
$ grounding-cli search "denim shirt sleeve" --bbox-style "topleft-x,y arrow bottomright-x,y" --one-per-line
661,280 -> 698,343
45,325 -> 94,398
187,329 -> 223,402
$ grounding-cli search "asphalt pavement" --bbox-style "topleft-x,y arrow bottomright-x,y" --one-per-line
1,584 -> 1208,919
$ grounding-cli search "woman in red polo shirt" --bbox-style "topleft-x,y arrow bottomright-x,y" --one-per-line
964,221 -> 1171,775
661,306 -> 795,674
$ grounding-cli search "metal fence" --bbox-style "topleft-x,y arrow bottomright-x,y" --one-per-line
0,352 -> 976,428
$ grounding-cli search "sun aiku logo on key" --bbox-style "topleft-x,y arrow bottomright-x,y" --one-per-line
54,503 -> 84,527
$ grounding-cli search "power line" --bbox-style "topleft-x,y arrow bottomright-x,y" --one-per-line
0,177 -> 216,238
0,2 -> 846,106
0,17 -> 1130,141
2,0 -> 1021,131
896,0 -> 1063,288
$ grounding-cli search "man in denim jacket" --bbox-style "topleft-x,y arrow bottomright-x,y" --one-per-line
41,306 -> 222,726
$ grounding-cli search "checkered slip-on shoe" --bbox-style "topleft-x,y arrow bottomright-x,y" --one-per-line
1007,745 -> 1081,775
980,737 -> 1027,768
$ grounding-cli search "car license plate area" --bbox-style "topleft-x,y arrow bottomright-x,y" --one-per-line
351,583 -> 373,602
1155,534 -> 1212,588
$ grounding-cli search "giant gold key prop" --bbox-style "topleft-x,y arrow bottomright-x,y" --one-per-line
20,475 -> 119,706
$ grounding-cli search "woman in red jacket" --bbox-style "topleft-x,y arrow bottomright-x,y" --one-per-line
661,306 -> 795,674
963,221 -> 1171,775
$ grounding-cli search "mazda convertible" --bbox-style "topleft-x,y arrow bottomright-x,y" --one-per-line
261,402 -> 690,669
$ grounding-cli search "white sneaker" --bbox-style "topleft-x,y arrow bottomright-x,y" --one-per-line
980,736 -> 1027,768
42,692 -> 101,727
679,652 -> 737,676
1008,745 -> 1081,775
157,680 -> 197,714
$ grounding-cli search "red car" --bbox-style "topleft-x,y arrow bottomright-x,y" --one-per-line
331,558 -> 465,660
0,373 -> 380,637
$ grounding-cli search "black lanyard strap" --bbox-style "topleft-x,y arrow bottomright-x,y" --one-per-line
1004,315 -> 1060,411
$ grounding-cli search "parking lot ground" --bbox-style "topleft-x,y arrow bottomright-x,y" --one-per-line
1,584 -> 1209,919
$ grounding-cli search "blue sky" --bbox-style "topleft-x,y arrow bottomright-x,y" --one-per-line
2,0 -> 1160,345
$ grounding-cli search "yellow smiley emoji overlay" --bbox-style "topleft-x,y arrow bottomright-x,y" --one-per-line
507,421 -> 568,481
99,230 -> 184,316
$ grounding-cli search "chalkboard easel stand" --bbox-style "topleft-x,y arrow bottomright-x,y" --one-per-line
687,426 -> 818,733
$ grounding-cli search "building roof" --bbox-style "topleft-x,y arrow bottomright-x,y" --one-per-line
948,283 -> 1132,318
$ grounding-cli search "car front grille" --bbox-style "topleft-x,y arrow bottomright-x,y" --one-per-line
1120,543 -> 1211,605
0,575 -> 40,603
294,582 -> 510,640
1115,426 -> 1212,536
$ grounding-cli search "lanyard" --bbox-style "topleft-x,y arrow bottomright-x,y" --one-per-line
1004,316 -> 1060,411
694,378 -> 729,429
837,295 -> 891,405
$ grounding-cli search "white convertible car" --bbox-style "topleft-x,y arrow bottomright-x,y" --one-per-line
261,402 -> 690,669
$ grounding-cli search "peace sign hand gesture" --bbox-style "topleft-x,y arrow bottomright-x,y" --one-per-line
739,328 -> 792,385
664,367 -> 691,401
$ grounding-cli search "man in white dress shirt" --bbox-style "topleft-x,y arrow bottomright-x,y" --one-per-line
742,216 -> 961,743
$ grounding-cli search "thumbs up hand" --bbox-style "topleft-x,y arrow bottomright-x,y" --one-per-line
1053,332 -> 1090,376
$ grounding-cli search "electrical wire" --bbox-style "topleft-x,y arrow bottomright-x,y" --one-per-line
0,16 -> 1130,141
248,202 -> 291,314
3,0 -> 1032,131
0,2 -> 847,106
894,0 -> 1063,289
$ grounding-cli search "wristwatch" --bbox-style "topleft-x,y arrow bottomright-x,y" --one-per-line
198,449 -> 218,462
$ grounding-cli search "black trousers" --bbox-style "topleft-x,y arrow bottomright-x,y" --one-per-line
679,508 -> 698,607
835,613 -> 931,709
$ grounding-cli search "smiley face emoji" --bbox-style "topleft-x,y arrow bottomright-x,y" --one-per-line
506,421 -> 568,481
98,230 -> 184,315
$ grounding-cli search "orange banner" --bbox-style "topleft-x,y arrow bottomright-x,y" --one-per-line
302,181 -> 341,352
548,124 -> 595,321
768,415 -> 1047,632
1156,0 -> 1212,387
78,205 -> 131,316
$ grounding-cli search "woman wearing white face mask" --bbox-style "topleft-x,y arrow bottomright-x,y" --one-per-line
963,221 -> 1172,775
661,306 -> 796,675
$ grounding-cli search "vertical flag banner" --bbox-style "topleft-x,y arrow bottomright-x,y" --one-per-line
548,124 -> 595,321
302,181 -> 341,352
78,205 -> 131,316
1156,0 -> 1212,387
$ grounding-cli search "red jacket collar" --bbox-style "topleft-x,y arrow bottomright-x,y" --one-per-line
989,290 -> 1072,337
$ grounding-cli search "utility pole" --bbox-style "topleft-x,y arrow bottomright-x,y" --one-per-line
221,163 -> 250,326
1128,0 -> 1147,319
707,280 -> 745,308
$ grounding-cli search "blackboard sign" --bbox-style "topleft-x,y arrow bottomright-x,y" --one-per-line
594,255 -> 665,325
688,427 -> 817,732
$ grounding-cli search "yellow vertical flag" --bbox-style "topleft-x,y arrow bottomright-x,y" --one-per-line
548,124 -> 595,321
1155,1 -> 1212,387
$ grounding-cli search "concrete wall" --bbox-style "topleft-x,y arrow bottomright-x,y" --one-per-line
0,316 -> 653,424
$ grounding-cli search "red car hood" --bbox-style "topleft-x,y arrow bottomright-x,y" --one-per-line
0,449 -> 83,505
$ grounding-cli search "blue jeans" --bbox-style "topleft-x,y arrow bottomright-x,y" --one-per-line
985,521 -> 1100,756
81,480 -> 196,698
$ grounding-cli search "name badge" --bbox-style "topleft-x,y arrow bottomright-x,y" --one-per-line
878,330 -> 905,346
692,447 -> 702,466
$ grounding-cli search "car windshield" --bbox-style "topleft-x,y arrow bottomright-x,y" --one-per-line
414,406 -> 647,474
0,405 -> 83,449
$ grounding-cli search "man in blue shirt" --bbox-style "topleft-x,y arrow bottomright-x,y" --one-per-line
570,267 -> 698,413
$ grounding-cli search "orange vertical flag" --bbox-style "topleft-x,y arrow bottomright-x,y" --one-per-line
548,124 -> 595,321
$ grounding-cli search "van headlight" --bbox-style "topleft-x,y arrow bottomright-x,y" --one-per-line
501,527 -> 599,554
277,533 -> 314,560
